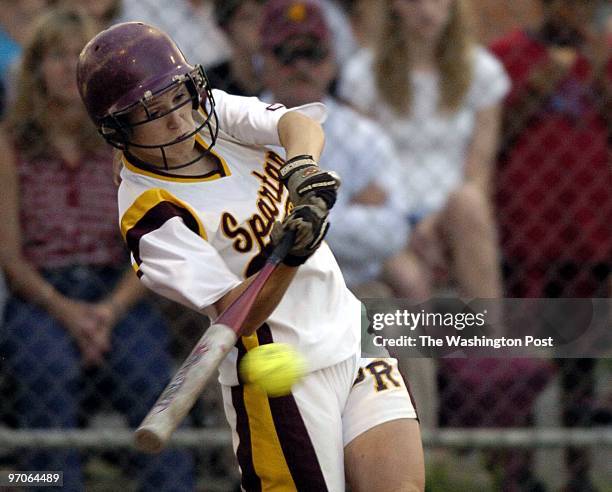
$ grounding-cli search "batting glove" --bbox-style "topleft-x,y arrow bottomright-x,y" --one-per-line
279,154 -> 341,210
270,201 -> 330,266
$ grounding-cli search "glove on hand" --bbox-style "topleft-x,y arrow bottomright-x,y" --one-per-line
279,154 -> 341,210
270,199 -> 330,266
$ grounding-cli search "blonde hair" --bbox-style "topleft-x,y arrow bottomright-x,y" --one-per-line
5,7 -> 102,158
375,0 -> 475,115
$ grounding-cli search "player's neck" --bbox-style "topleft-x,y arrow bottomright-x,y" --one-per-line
128,147 -> 218,176
168,152 -> 219,176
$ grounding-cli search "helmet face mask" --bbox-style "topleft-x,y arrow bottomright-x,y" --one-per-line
99,66 -> 220,171
78,22 -> 219,171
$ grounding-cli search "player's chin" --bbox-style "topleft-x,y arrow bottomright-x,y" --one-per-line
167,136 -> 196,154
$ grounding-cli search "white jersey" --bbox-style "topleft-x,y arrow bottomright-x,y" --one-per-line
117,90 -> 361,385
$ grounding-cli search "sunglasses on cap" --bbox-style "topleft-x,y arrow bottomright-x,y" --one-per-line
272,43 -> 330,65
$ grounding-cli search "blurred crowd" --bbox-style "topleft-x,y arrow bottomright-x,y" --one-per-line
0,0 -> 610,491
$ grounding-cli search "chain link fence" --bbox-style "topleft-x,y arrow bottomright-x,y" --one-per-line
0,0 -> 610,491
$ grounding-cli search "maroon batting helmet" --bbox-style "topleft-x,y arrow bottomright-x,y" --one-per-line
77,22 -> 218,169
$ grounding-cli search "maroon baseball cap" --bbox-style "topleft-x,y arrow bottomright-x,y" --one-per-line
261,0 -> 329,50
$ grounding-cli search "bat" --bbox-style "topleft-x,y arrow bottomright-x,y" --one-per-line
134,231 -> 295,453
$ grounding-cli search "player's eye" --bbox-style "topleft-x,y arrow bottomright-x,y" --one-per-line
173,92 -> 188,104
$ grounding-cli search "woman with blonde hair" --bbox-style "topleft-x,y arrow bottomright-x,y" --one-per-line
341,3 -> 558,489
0,8 -> 194,490
340,0 -> 508,301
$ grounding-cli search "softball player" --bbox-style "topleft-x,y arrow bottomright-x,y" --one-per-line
77,21 -> 424,491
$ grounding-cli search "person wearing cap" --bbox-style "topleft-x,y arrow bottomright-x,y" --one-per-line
208,0 -> 357,98
258,2 -> 425,490
260,2 -> 411,296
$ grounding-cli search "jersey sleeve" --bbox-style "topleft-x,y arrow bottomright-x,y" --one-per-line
119,187 -> 241,311
212,89 -> 327,146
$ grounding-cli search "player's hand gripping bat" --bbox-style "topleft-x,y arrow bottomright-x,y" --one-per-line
134,231 -> 295,453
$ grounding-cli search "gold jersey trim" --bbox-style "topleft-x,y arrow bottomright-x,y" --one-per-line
240,334 -> 297,489
120,187 -> 208,242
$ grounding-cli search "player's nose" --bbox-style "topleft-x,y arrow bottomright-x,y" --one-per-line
165,110 -> 181,129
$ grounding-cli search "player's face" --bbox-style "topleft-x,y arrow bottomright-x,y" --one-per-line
263,38 -> 336,107
391,0 -> 454,42
128,85 -> 197,164
41,36 -> 83,105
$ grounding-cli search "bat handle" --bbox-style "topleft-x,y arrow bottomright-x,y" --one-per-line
267,229 -> 296,265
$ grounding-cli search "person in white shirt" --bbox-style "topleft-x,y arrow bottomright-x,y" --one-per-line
340,0 -> 510,302
77,17 -> 424,492
338,0 -> 510,446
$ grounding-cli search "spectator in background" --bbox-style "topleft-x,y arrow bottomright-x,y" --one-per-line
490,0 -> 611,490
59,0 -> 122,30
469,0 -> 543,45
605,3 -> 612,37
492,4 -> 610,294
0,270 -> 6,321
340,0 -> 508,302
0,79 -> 5,119
208,0 -> 356,97
118,0 -> 232,68
259,0 -> 410,297
0,0 -> 52,117
0,8 -> 194,491
340,1 -> 558,489
208,0 -> 266,96
278,0 -> 360,74
312,0 -> 359,71
338,0 -> 386,51
0,267 -> 6,435
0,266 -> 7,424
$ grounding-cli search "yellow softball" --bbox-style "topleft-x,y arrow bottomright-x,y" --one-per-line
240,343 -> 306,397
